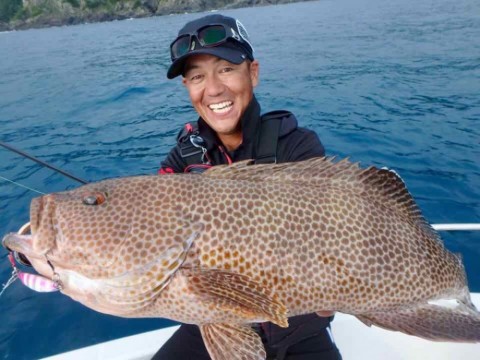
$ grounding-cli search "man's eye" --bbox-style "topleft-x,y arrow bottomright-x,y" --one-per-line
189,74 -> 203,82
220,67 -> 234,73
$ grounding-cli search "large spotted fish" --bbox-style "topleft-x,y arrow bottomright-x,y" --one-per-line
3,158 -> 480,359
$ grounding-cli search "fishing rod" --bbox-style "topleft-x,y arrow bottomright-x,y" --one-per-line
0,141 -> 87,185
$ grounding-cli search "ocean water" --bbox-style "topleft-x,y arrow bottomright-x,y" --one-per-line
0,0 -> 479,358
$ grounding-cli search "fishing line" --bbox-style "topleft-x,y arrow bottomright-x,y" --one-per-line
0,175 -> 46,195
0,269 -> 18,298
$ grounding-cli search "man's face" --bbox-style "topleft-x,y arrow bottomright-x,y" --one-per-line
182,54 -> 259,138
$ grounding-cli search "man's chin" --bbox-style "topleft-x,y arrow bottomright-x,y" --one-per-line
207,120 -> 241,135
213,126 -> 241,136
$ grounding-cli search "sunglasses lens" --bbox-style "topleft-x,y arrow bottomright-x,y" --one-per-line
198,25 -> 227,46
171,35 -> 191,60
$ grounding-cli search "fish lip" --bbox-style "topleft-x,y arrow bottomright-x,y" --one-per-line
3,223 -> 36,266
2,233 -> 35,257
1,234 -> 13,252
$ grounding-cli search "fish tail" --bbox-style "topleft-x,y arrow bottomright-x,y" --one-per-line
356,300 -> 480,343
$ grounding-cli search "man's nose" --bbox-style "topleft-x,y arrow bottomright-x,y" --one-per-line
204,74 -> 225,97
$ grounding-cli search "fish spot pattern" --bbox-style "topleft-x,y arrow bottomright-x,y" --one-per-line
28,158 -> 470,328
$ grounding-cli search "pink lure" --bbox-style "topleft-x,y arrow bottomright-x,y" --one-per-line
18,272 -> 59,292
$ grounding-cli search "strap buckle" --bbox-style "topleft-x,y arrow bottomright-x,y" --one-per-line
189,135 -> 209,164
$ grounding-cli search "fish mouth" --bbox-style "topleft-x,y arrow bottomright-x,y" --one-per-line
2,222 -> 36,267
2,233 -> 34,257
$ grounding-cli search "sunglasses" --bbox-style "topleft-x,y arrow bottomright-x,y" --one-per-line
170,24 -> 246,61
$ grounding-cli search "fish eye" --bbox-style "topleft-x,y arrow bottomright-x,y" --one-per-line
83,192 -> 107,206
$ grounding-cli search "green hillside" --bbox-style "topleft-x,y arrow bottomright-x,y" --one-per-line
0,0 -> 310,31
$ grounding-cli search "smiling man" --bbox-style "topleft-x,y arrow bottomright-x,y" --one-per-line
181,53 -> 258,151
156,14 -> 341,360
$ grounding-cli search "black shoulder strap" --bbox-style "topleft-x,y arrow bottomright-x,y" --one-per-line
255,110 -> 290,164
177,122 -> 208,165
178,111 -> 292,166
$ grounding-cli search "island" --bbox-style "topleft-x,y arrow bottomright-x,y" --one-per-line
0,0 -> 313,31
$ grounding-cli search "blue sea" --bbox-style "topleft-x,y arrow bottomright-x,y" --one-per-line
0,0 -> 479,358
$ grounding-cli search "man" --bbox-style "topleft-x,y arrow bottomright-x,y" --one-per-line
155,14 -> 342,360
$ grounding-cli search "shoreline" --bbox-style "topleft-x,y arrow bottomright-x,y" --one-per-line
1,0 -> 315,32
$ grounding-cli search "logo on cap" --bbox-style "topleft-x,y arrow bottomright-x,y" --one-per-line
236,20 -> 254,54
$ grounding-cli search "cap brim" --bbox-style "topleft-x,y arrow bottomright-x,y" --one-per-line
167,46 -> 248,79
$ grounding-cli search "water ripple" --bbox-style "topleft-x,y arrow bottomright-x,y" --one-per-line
0,0 -> 479,358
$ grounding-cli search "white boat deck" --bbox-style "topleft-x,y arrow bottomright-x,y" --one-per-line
43,293 -> 480,360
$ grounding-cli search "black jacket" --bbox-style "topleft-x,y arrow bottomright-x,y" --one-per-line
159,96 -> 325,172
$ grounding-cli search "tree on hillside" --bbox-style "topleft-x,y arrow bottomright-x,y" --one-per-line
0,0 -> 23,22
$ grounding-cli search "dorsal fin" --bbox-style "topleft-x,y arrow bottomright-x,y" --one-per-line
204,157 -> 358,183
204,157 -> 439,241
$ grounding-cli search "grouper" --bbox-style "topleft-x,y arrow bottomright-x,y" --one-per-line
3,157 -> 480,359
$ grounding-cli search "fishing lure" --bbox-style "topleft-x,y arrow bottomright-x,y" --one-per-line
18,271 -> 60,292
0,252 -> 59,298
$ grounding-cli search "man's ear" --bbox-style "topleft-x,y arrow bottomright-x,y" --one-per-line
249,60 -> 260,87
182,77 -> 187,86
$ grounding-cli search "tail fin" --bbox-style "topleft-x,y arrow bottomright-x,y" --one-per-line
357,300 -> 480,342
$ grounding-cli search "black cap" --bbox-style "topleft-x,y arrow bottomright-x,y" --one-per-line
167,14 -> 254,79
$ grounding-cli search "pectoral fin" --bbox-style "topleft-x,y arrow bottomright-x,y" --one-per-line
200,323 -> 265,360
182,268 -> 288,327
356,301 -> 480,342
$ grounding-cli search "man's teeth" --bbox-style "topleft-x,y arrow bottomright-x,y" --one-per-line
209,101 -> 233,113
